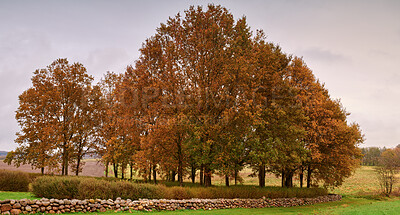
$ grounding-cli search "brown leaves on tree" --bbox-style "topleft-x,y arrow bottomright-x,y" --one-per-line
7,5 -> 363,189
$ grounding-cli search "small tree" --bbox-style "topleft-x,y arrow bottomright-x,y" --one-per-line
375,148 -> 400,196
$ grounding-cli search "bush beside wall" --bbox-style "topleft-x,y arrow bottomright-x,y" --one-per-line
0,170 -> 30,192
32,176 -> 327,200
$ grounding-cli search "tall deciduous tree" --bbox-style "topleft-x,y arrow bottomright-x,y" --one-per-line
5,88 -> 58,174
8,59 -> 94,175
126,5 -> 255,186
288,57 -> 363,188
96,71 -> 139,178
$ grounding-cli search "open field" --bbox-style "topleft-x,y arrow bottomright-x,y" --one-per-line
330,166 -> 382,197
0,159 -> 105,177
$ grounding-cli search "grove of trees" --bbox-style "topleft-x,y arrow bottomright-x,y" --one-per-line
360,147 -> 386,166
5,5 -> 363,188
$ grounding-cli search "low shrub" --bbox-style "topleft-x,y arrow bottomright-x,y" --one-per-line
162,186 -> 192,199
164,186 -> 328,200
32,176 -> 80,199
77,178 -> 112,199
0,170 -> 30,192
111,181 -> 161,200
28,173 -> 43,182
32,176 -> 161,200
32,176 -> 327,200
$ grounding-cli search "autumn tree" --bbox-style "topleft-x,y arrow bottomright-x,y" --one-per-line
124,5 -> 256,186
96,72 -> 121,177
96,71 -> 139,178
287,58 -> 363,188
375,148 -> 400,195
8,59 -> 94,175
245,31 -> 306,188
5,89 -> 58,174
117,66 -> 158,181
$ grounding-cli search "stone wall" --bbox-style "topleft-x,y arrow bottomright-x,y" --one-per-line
0,194 -> 341,214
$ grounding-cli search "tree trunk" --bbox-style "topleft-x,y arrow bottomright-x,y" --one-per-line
178,172 -> 183,187
62,150 -> 69,175
234,169 -> 238,185
284,171 -> 294,188
153,165 -> 157,184
105,161 -> 109,177
225,175 -> 230,187
299,167 -> 304,188
148,165 -> 152,182
171,171 -> 176,182
191,165 -> 196,184
75,157 -> 81,176
200,164 -> 204,186
178,159 -> 183,187
281,170 -> 285,187
41,167 -> 44,175
307,165 -> 312,188
121,165 -> 125,179
63,143 -> 69,176
62,163 -> 65,176
177,137 -> 183,186
204,165 -> 212,187
258,164 -> 265,187
65,160 -> 68,175
130,164 -> 133,179
113,163 -> 118,178
61,145 -> 65,175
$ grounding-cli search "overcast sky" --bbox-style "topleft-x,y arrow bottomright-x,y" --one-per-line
0,0 -> 399,151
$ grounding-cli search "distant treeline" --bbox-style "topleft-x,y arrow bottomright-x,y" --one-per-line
360,146 -> 400,166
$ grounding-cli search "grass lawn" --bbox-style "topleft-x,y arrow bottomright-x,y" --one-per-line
330,166 -> 382,197
0,191 -> 39,200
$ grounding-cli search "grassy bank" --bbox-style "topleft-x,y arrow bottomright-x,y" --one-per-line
0,191 -> 39,200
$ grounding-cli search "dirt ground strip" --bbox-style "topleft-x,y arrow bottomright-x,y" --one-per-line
0,160 -> 105,177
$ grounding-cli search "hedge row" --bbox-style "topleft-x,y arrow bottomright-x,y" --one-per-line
32,176 -> 328,200
0,170 -> 30,192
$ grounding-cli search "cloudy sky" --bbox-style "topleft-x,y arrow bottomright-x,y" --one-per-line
0,0 -> 399,151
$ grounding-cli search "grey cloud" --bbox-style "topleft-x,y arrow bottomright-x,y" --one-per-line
298,47 -> 351,64
85,48 -> 132,80
0,28 -> 56,151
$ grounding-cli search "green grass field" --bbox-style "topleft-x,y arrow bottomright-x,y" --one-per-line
0,191 -> 39,200
2,166 -> 400,214
330,166 -> 382,197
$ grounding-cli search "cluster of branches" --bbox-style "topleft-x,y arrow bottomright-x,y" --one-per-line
6,5 -> 364,188
373,146 -> 400,195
